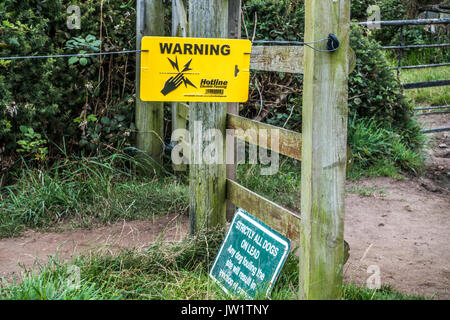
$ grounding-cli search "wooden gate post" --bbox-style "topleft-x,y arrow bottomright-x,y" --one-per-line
171,0 -> 189,172
188,0 -> 228,234
226,0 -> 241,221
136,0 -> 165,166
300,0 -> 350,299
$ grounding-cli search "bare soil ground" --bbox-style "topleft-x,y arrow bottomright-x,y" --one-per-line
0,214 -> 189,281
0,114 -> 448,299
343,113 -> 449,299
343,114 -> 449,299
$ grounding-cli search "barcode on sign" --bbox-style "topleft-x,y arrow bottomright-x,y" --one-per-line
205,89 -> 224,95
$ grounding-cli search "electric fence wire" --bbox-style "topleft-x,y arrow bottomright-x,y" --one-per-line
0,49 -> 142,61
252,37 -> 341,52
0,36 -> 340,61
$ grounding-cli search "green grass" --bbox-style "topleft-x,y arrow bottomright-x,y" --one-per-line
0,150 -> 429,300
0,231 -> 427,300
237,157 -> 301,212
235,116 -> 426,210
347,117 -> 425,180
346,184 -> 388,197
0,152 -> 188,238
398,66 -> 450,107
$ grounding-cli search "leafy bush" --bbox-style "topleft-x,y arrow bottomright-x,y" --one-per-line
242,1 -> 424,174
242,0 -> 305,41
351,0 -> 376,20
348,24 -> 412,128
0,0 -> 138,169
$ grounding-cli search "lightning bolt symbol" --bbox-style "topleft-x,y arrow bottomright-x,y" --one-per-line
181,59 -> 192,73
167,57 -> 179,72
183,77 -> 197,88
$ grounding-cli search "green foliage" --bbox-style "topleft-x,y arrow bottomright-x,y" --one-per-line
65,34 -> 101,66
0,151 -> 187,238
0,236 -> 428,300
349,24 -> 412,128
0,257 -> 120,300
348,117 -> 425,175
243,0 -> 305,41
0,0 -> 137,168
351,0 -> 376,20
343,283 -> 428,300
16,125 -> 48,161
243,1 -> 425,175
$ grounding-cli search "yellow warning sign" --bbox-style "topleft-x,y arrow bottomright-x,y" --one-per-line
140,37 -> 252,102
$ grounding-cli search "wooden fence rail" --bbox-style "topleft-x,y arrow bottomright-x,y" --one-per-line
142,0 -> 350,300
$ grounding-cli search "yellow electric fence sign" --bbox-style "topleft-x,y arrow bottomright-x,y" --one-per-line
140,37 -> 252,102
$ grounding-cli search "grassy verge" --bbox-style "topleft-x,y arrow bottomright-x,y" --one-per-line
0,230 -> 427,300
237,157 -> 301,212
0,153 -> 188,238
0,115 -> 427,239
347,117 -> 426,180
236,117 -> 426,210
399,66 -> 450,107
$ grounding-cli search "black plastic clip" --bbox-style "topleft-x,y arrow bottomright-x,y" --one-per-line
327,34 -> 340,52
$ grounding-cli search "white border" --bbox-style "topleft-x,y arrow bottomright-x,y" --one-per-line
209,208 -> 290,298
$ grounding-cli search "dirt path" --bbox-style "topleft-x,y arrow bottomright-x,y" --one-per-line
343,113 -> 450,299
0,214 -> 189,281
344,177 -> 449,299
1,174 -> 448,299
0,115 -> 448,299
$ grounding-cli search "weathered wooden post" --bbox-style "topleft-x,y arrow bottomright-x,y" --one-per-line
171,0 -> 189,172
300,0 -> 350,299
189,0 -> 228,234
226,0 -> 241,221
136,0 -> 165,166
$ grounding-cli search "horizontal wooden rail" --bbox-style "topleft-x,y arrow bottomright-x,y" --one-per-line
250,46 -> 304,74
226,179 -> 350,262
177,103 -> 190,120
226,179 -> 300,239
227,113 -> 302,161
177,104 -> 303,161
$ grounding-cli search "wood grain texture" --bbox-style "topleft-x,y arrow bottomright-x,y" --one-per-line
227,113 -> 302,161
226,179 -> 350,263
227,179 -> 300,239
176,105 -> 303,161
299,0 -> 350,300
250,46 -> 304,74
171,0 -> 189,171
188,0 -> 228,234
136,0 -> 164,165
226,0 -> 241,221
